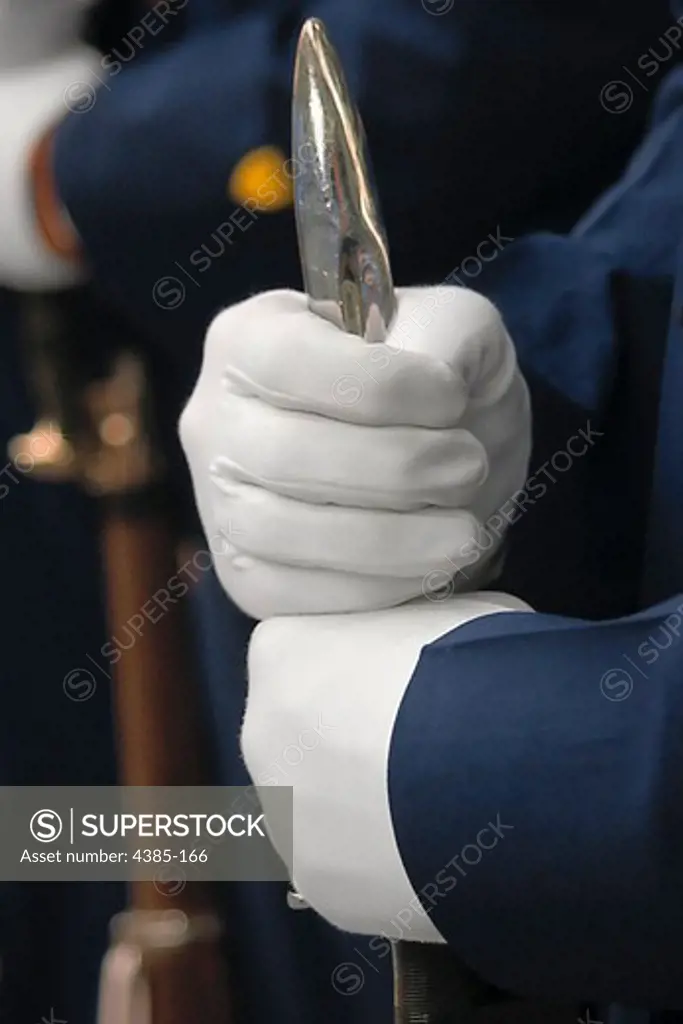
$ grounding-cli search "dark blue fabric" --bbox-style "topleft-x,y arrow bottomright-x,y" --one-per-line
390,598 -> 683,1009
643,241 -> 683,604
0,290 -> 123,1022
390,58 -> 683,1020
54,0 -> 676,376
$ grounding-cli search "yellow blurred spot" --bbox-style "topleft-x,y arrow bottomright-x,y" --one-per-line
228,146 -> 293,212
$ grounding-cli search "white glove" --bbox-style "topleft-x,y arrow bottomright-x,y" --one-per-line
0,1 -> 97,69
180,287 -> 531,620
243,593 -> 531,938
0,0 -> 100,290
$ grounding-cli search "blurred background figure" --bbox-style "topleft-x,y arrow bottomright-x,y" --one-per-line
0,4 -> 123,1023
0,1 -> 679,1022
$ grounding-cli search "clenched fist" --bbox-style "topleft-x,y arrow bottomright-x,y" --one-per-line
180,286 -> 531,619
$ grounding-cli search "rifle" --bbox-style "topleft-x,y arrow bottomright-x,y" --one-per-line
292,18 -> 506,1024
10,293 -> 231,1024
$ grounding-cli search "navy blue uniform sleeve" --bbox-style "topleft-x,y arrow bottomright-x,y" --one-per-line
389,597 -> 683,1009
476,61 -> 683,412
461,65 -> 683,620
52,1 -> 675,363
387,64 -> 683,1012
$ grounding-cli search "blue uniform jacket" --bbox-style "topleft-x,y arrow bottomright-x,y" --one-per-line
389,27 -> 683,1020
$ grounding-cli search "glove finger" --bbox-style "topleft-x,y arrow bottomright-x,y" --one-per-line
393,286 -> 517,406
463,372 -> 533,521
211,289 -> 469,427
211,550 -> 501,620
211,477 -> 482,578
212,393 -> 489,511
213,555 -> 425,619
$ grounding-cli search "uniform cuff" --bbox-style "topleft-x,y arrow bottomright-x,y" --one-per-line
246,594 -> 530,939
0,46 -> 100,291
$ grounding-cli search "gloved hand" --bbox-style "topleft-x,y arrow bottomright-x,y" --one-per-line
0,0 -> 97,69
242,592 -> 532,937
180,286 -> 531,619
0,0 -> 100,290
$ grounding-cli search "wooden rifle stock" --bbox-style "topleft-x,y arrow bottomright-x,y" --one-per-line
89,356 -> 232,1024
97,497 -> 231,1024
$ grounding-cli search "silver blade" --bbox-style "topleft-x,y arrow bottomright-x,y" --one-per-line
292,17 -> 396,342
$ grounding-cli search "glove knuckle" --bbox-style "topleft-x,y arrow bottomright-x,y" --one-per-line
177,395 -> 202,457
240,719 -> 267,781
204,304 -> 240,362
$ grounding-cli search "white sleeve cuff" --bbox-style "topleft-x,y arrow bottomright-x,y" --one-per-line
0,46 -> 100,291
246,593 -> 531,941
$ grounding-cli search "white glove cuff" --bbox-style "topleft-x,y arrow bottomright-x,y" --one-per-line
245,593 -> 532,940
0,46 -> 100,291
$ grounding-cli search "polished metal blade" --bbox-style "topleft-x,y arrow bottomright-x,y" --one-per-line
292,17 -> 396,342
